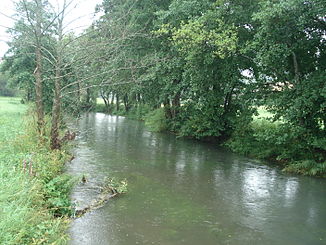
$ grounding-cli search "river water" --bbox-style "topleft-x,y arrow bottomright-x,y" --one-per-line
67,113 -> 326,245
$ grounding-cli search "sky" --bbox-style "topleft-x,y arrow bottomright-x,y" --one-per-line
0,0 -> 103,57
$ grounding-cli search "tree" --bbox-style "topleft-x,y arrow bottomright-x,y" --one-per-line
251,0 -> 326,160
7,0 -> 55,136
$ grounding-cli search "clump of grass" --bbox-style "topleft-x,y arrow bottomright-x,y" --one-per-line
144,108 -> 167,132
0,97 -> 72,244
284,160 -> 326,177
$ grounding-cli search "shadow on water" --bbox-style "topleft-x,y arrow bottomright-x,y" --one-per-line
67,113 -> 326,245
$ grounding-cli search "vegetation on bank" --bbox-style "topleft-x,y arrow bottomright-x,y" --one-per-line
1,0 -> 325,182
96,101 -> 326,177
226,119 -> 326,177
0,97 -> 74,244
90,0 -> 325,177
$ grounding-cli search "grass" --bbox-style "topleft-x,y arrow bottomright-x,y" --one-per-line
0,96 -> 72,244
96,97 -> 105,105
0,97 -> 26,139
253,106 -> 275,121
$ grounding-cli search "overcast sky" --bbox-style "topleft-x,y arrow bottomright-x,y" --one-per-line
0,0 -> 103,57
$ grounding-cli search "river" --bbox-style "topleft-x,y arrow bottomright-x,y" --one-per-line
67,113 -> 326,245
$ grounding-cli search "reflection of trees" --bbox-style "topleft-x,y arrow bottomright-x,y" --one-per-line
78,113 -> 326,244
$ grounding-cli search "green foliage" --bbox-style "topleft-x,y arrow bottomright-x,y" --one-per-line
227,116 -> 326,176
226,119 -> 288,160
104,177 -> 128,194
170,15 -> 237,59
251,0 -> 325,135
284,160 -> 326,177
95,103 -> 108,113
126,104 -> 152,120
90,0 -> 325,176
145,108 -> 168,132
44,174 -> 76,217
0,97 -> 71,244
0,73 -> 17,97
172,104 -> 225,139
4,0 -> 324,176
91,0 -> 325,176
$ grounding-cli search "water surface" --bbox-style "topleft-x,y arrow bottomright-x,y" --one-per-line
68,113 -> 326,245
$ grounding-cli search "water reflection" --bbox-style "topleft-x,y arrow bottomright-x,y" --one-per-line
243,167 -> 273,201
284,179 -> 299,207
68,113 -> 326,245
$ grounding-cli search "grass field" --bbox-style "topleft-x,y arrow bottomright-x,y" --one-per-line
96,97 -> 105,105
0,97 -> 26,139
0,97 -> 70,245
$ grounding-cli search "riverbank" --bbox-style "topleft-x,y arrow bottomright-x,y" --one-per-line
95,101 -> 325,177
0,97 -> 73,244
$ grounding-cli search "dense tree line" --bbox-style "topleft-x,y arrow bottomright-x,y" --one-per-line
90,0 -> 325,175
1,0 -> 325,175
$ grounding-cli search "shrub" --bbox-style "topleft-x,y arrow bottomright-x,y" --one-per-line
226,118 -> 326,176
126,104 -> 151,120
145,108 -> 168,132
44,174 -> 76,217
284,160 -> 326,177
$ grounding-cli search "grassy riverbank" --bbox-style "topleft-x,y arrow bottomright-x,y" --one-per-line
0,97 -> 73,244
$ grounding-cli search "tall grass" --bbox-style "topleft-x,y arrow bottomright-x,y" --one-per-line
0,97 -> 72,244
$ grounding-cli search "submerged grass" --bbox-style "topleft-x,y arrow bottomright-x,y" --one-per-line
0,97 -> 72,244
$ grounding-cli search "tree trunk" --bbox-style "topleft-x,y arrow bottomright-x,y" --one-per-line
34,47 -> 44,137
50,3 -> 65,150
101,93 -> 110,112
123,94 -> 130,112
116,94 -> 120,111
172,91 -> 181,118
292,51 -> 300,83
86,88 -> 91,106
137,93 -> 142,105
164,99 -> 172,119
110,93 -> 115,105
102,96 -> 109,108
50,58 -> 62,150
27,87 -> 32,101
77,80 -> 81,103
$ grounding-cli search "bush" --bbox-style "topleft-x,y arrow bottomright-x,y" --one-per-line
126,104 -> 151,120
284,160 -> 326,177
44,174 -> 76,217
226,118 -> 326,176
95,103 -> 109,113
145,108 -> 168,132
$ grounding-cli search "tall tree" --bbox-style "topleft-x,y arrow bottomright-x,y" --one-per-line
14,0 -> 54,136
251,0 -> 326,159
